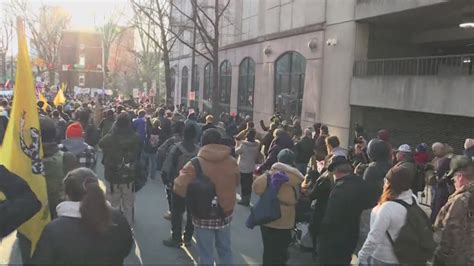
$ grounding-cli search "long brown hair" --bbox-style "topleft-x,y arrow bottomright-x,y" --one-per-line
64,168 -> 111,233
378,164 -> 413,205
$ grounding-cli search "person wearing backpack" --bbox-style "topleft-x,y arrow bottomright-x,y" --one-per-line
99,112 -> 142,224
59,122 -> 97,170
358,165 -> 435,265
395,144 -> 426,193
434,155 -> 474,265
253,148 -> 304,265
158,121 -> 185,220
174,128 -> 240,265
142,117 -> 160,180
163,124 -> 200,247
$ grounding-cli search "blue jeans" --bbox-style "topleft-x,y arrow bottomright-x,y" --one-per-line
142,152 -> 157,179
194,225 -> 233,265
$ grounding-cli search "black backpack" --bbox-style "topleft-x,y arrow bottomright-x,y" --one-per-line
386,197 -> 436,264
186,157 -> 225,219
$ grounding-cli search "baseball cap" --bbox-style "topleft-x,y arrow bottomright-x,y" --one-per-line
397,144 -> 412,153
328,156 -> 351,172
446,155 -> 474,178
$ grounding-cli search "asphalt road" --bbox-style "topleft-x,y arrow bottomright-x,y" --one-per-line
0,157 -> 313,265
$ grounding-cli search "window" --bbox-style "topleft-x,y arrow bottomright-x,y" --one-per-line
78,73 -> 85,86
170,68 -> 176,105
219,60 -> 232,112
203,63 -> 213,112
274,51 -> 306,119
192,64 -> 199,108
181,66 -> 189,105
238,57 -> 255,116
79,55 -> 85,66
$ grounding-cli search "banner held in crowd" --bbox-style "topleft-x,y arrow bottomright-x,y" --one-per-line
0,17 -> 50,256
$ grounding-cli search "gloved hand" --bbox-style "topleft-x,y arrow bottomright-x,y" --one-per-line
269,171 -> 289,189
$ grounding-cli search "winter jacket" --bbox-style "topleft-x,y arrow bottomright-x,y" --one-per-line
260,130 -> 275,156
434,182 -> 474,265
0,115 -> 8,145
0,165 -> 41,238
253,163 -> 304,229
157,134 -> 183,163
174,144 -> 240,216
318,174 -> 372,264
310,172 -> 333,233
363,139 -> 392,206
314,134 -> 328,161
464,147 -> 474,161
358,190 -> 416,264
258,133 -> 294,174
184,119 -> 201,143
99,117 -> 115,138
143,123 -> 160,154
59,139 -> 97,169
32,201 -> 133,265
42,142 -> 79,218
132,117 -> 147,143
294,136 -> 314,164
201,123 -> 216,133
159,116 -> 172,146
235,140 -> 260,174
99,127 -> 142,184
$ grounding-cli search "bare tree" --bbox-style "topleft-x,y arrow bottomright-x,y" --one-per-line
96,10 -> 126,88
130,7 -> 163,100
10,0 -> 70,84
169,0 -> 231,114
131,0 -> 179,106
0,4 -> 13,81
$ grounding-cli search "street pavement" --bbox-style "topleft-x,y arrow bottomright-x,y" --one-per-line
0,158 -> 313,265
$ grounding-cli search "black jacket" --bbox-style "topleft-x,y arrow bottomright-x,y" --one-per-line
294,136 -> 314,164
318,174 -> 372,265
32,208 -> 133,265
0,165 -> 41,238
363,139 -> 392,206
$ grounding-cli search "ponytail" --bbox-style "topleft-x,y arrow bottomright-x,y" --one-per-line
80,181 -> 111,233
64,168 -> 111,234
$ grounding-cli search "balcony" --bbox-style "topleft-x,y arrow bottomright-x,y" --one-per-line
350,54 -> 474,118
354,54 -> 474,76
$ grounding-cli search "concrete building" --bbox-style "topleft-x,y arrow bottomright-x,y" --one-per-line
59,30 -> 104,91
170,0 -> 474,149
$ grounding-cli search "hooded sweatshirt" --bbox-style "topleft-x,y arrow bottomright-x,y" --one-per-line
363,139 -> 392,206
174,144 -> 240,215
235,140 -> 260,173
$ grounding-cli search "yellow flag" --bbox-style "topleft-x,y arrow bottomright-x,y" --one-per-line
0,17 -> 50,255
53,88 -> 65,107
39,93 -> 49,112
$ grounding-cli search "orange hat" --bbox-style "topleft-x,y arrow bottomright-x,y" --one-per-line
66,122 -> 84,139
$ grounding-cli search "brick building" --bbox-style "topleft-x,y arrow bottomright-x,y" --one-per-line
59,30 -> 104,92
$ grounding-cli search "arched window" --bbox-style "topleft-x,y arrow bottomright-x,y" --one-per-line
192,64 -> 199,108
169,68 -> 176,105
203,63 -> 213,112
181,66 -> 189,105
219,60 -> 232,112
274,52 -> 306,119
238,57 -> 255,116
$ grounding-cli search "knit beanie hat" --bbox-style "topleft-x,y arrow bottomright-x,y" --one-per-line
277,148 -> 295,165
66,122 -> 84,139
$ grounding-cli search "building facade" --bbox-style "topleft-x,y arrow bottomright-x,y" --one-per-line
59,30 -> 104,92
170,0 -> 474,149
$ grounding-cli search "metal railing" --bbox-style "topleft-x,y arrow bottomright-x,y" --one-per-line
354,54 -> 474,77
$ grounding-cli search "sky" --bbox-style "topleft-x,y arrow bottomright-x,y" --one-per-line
30,0 -> 131,29
2,0 -> 133,54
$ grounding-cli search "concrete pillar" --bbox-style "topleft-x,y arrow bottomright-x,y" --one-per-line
230,63 -> 239,114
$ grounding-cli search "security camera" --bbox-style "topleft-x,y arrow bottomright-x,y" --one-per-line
326,38 -> 338,46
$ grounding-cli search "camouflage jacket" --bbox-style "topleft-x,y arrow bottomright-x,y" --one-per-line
434,182 -> 474,265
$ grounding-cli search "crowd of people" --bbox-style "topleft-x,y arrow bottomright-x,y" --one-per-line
1,94 -> 474,265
